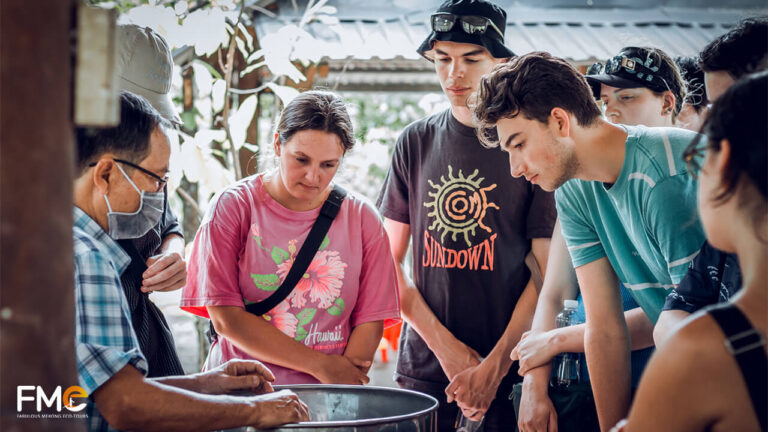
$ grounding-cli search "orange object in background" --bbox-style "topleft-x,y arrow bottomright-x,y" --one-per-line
378,322 -> 403,363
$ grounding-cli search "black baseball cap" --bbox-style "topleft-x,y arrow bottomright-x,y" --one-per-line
586,47 -> 676,98
418,0 -> 516,61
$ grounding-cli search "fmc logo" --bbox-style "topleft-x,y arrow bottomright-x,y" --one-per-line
17,386 -> 88,412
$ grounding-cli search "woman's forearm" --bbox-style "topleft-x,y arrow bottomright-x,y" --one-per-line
343,321 -> 384,372
208,306 -> 327,378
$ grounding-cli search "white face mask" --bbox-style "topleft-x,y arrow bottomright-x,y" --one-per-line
103,163 -> 164,240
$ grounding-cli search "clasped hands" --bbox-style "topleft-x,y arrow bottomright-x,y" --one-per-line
438,338 -> 499,421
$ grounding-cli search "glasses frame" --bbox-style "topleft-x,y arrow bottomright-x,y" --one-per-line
89,158 -> 169,193
430,13 -> 505,40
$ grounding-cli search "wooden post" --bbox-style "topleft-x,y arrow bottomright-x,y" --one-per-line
0,1 -> 80,431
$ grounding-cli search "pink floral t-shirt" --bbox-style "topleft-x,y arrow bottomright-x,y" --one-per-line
181,174 -> 400,384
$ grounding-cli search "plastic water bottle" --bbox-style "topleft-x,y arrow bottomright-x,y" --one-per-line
455,411 -> 484,432
552,299 -> 581,387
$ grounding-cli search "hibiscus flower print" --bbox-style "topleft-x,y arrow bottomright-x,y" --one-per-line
264,300 -> 298,338
277,250 -> 347,309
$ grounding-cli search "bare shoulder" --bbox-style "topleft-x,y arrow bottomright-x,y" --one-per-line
651,311 -> 730,395
626,310 -> 762,432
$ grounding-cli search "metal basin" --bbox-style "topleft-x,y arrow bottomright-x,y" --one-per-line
225,384 -> 438,432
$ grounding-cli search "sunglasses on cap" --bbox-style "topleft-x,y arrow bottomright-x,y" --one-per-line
431,13 -> 505,40
589,54 -> 671,94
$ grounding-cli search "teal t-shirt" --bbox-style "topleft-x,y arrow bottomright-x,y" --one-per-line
555,125 -> 705,323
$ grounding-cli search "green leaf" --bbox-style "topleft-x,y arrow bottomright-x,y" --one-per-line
271,246 -> 289,265
192,59 -> 223,80
181,111 -> 197,130
242,143 -> 260,154
319,234 -> 330,251
240,61 -> 266,78
238,22 -> 254,51
229,95 -> 258,150
235,33 -> 249,62
295,325 -> 308,342
326,298 -> 345,316
265,82 -> 300,105
251,274 -> 280,291
296,308 -> 316,326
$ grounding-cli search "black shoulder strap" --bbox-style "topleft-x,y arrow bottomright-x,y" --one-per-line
245,184 -> 347,316
708,305 -> 767,431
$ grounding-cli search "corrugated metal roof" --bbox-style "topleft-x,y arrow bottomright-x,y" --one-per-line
253,5 -> 764,63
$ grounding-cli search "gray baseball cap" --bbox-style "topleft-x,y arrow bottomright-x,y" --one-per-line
117,24 -> 182,125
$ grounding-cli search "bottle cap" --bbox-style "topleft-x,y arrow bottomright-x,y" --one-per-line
564,299 -> 579,309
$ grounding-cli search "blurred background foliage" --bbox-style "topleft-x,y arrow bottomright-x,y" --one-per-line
90,0 -> 446,236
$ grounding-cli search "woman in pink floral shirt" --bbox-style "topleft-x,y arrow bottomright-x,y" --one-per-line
182,91 -> 401,385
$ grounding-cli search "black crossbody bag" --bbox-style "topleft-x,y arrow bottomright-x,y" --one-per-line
207,184 -> 347,342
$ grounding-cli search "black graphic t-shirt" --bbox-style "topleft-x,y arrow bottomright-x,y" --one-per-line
662,241 -> 741,313
377,109 -> 557,386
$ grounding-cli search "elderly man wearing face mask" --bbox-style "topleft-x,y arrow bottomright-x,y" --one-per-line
113,24 -> 188,378
72,91 -> 309,432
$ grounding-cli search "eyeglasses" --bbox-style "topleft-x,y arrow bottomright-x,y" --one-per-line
588,54 -> 671,94
683,135 -> 708,181
89,158 -> 168,193
431,13 -> 505,40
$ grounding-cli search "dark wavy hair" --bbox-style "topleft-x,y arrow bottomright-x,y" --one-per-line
275,90 -> 355,153
675,56 -> 707,112
75,91 -> 171,172
685,71 -> 767,232
472,51 -> 601,148
699,17 -> 768,79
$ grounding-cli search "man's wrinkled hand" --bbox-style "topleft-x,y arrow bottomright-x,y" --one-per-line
142,251 -> 186,292
510,330 -> 557,376
247,389 -> 310,428
198,359 -> 275,395
445,362 -> 499,421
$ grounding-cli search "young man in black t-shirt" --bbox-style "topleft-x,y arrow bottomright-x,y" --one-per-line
376,1 -> 556,430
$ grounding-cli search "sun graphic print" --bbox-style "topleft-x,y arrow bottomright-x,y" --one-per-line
249,225 -> 348,342
424,166 -> 499,247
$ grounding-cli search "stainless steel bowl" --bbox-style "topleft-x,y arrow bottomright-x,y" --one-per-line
225,384 -> 438,432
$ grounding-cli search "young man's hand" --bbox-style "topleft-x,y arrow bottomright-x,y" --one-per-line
517,371 -> 558,432
434,336 -> 482,381
445,361 -> 500,420
511,330 -> 559,376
